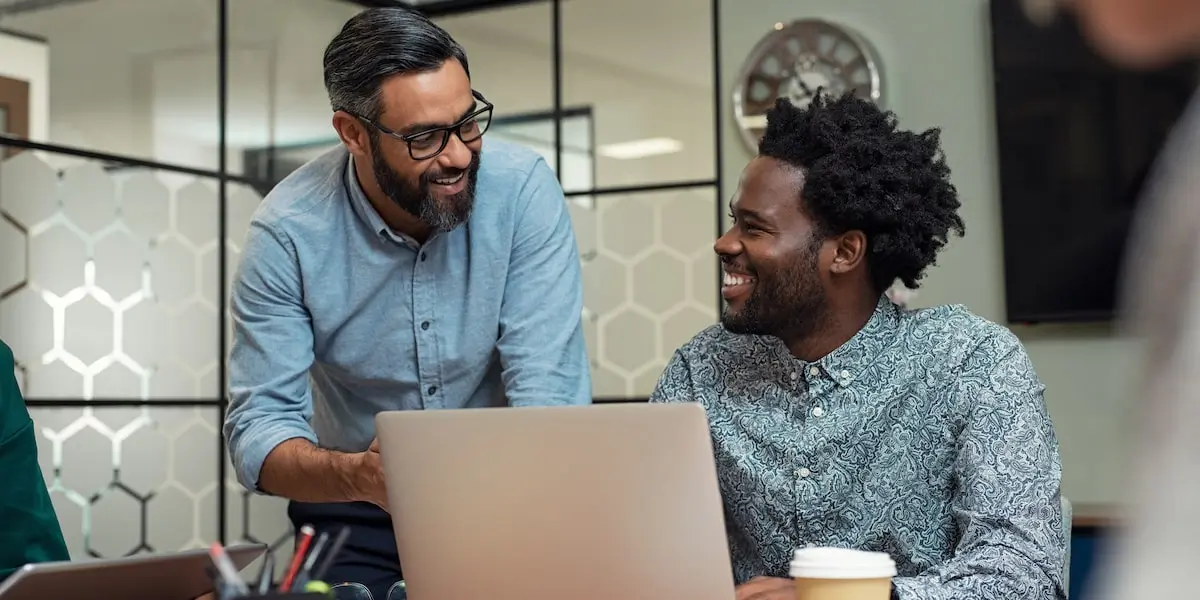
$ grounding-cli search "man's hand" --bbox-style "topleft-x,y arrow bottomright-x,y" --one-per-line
354,437 -> 388,511
257,437 -> 388,508
736,576 -> 794,600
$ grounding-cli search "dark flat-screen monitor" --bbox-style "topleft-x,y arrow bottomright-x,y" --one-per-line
989,0 -> 1198,323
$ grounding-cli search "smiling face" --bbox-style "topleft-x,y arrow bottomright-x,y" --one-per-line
716,157 -> 832,339
337,58 -> 484,233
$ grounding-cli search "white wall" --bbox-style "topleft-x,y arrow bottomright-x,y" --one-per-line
719,0 -> 1138,505
0,30 -> 48,140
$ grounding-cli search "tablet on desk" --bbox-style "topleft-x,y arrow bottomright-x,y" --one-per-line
0,543 -> 266,600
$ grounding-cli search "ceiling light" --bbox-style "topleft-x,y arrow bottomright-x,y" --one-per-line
597,138 -> 684,160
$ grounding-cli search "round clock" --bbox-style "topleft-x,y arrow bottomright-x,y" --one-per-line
733,19 -> 884,151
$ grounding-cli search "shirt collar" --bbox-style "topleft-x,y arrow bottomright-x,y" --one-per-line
758,295 -> 900,387
343,154 -> 420,247
817,295 -> 900,387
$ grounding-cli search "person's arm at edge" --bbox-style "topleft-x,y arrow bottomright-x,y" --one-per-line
225,219 -> 380,505
0,340 -> 69,582
890,330 -> 1066,600
496,158 -> 591,406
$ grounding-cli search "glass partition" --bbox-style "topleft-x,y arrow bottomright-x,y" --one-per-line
561,0 -> 715,189
569,186 -> 718,398
0,0 -> 221,170
0,0 -> 722,564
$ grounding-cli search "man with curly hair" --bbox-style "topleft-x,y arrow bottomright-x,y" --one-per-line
651,92 -> 1065,600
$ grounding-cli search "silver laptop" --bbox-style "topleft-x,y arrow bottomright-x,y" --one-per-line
375,402 -> 735,600
0,544 -> 265,600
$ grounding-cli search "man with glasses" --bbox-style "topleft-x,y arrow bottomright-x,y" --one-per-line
223,7 -> 590,598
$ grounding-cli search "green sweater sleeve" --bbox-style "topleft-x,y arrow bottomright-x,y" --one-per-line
0,340 -> 70,583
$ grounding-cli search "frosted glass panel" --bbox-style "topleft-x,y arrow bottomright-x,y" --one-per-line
569,188 -> 719,398
0,151 -> 261,399
30,406 -> 220,558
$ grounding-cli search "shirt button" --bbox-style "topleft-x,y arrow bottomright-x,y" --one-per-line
809,366 -> 819,377
797,467 -> 811,478
839,369 -> 850,379
420,252 -> 427,261
421,321 -> 430,330
427,386 -> 438,395
812,407 -> 824,418
789,371 -> 799,381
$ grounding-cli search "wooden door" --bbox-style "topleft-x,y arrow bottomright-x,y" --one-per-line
0,75 -> 30,157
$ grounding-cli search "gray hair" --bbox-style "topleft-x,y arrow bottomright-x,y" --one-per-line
323,7 -> 470,121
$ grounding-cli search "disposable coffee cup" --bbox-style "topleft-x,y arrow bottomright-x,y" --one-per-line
789,547 -> 896,600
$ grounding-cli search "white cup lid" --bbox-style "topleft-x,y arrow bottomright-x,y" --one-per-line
789,547 -> 897,580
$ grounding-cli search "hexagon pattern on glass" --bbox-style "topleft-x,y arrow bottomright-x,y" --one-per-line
0,147 -> 720,402
26,406 -> 240,560
0,153 -> 255,401
570,188 -> 720,398
0,150 -> 721,567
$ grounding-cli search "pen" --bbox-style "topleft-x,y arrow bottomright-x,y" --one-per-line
208,542 -> 250,596
289,530 -> 329,590
281,524 -> 316,592
255,552 -> 274,595
311,525 -> 351,582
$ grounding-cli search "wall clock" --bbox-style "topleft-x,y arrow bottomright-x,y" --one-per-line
733,19 -> 884,151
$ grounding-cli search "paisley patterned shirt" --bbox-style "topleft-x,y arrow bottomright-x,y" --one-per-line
650,297 -> 1066,600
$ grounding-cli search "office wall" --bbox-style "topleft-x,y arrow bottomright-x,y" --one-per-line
718,0 -> 1138,505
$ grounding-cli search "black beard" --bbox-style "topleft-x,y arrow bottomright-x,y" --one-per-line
369,134 -> 480,233
721,242 -> 827,341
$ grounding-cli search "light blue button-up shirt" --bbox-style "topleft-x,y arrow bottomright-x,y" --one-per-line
225,140 -> 592,490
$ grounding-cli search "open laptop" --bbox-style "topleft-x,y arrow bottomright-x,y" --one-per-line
375,402 -> 735,600
0,544 -> 265,600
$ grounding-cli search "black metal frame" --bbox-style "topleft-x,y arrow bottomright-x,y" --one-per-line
0,0 -> 724,547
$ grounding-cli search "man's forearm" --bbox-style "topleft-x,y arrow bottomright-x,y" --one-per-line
257,438 -> 366,503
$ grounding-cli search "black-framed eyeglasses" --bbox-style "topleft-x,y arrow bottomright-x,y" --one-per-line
344,90 -> 494,161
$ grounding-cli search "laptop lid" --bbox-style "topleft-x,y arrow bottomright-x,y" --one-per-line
0,544 -> 265,600
376,402 -> 735,600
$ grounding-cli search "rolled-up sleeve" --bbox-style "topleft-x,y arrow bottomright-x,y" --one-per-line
496,159 -> 591,406
891,332 -> 1066,600
225,219 -> 318,491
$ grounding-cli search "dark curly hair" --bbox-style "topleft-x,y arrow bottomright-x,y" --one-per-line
758,91 -> 964,293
